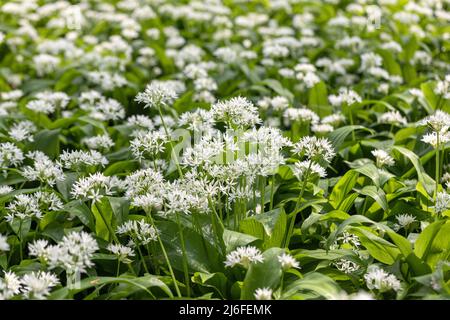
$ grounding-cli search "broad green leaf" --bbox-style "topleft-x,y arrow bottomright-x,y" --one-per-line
241,247 -> 285,299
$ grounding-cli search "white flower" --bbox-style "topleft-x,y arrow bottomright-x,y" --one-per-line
82,134 -> 115,151
10,120 -> 36,142
0,271 -> 21,300
59,149 -> 108,169
107,243 -> 135,263
0,234 -> 9,252
21,151 -> 64,186
254,288 -> 273,300
28,239 -> 50,260
419,111 -> 450,132
435,74 -> 450,99
117,220 -> 159,245
393,214 -> 416,231
421,131 -> 450,148
0,142 -> 24,167
135,80 -> 180,108
434,192 -> 450,214
21,271 -> 59,300
211,96 -> 261,128
378,111 -> 407,126
293,160 -> 327,179
364,266 -> 401,292
130,130 -> 167,161
46,231 -> 98,275
26,99 -> 55,114
329,88 -> 362,107
6,194 -> 42,221
71,172 -> 114,203
224,246 -> 264,269
0,185 -> 13,195
283,107 -> 319,125
334,259 -> 360,274
371,149 -> 395,167
278,253 -> 300,270
294,136 -> 335,163
312,123 -> 334,135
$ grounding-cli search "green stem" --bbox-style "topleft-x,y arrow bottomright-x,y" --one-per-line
157,105 -> 183,178
269,175 -> 275,211
175,212 -> 191,298
435,132 -> 440,200
259,176 -> 265,214
116,259 -> 121,277
147,214 -> 181,297
284,164 -> 311,248
136,244 -> 150,274
349,109 -> 356,142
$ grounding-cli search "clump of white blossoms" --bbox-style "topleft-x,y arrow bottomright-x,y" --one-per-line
329,87 -> 362,107
71,172 -> 114,203
378,111 -> 407,126
278,253 -> 300,271
421,131 -> 450,149
293,160 -> 327,179
294,136 -> 335,163
419,110 -> 450,133
10,120 -> 37,142
434,192 -> 450,215
211,96 -> 261,128
334,259 -> 360,274
20,271 -> 59,300
117,220 -> 159,246
28,231 -> 98,276
21,151 -> 65,186
371,149 -> 395,168
0,234 -> 9,252
135,80 -> 180,108
0,142 -> 24,168
283,107 -> 319,126
107,243 -> 135,263
0,271 -> 21,300
292,136 -> 335,180
254,287 -> 273,300
434,74 -> 450,99
224,246 -> 264,269
82,134 -> 114,151
393,214 -> 417,232
6,194 -> 42,222
364,266 -> 401,292
59,149 -> 108,170
130,130 -> 167,161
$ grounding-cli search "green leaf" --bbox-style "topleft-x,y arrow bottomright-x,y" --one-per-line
223,229 -> 259,253
328,125 -> 375,150
358,185 -> 388,212
91,198 -> 115,241
241,247 -> 285,299
29,129 -> 60,159
308,81 -> 331,117
329,170 -> 359,209
281,272 -> 341,300
64,200 -> 94,230
349,227 -> 400,265
392,145 -> 435,195
414,220 -> 450,269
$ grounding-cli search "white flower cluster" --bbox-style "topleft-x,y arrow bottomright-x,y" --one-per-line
364,266 -> 401,292
0,271 -> 59,300
224,246 -> 264,269
28,231 -> 98,275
